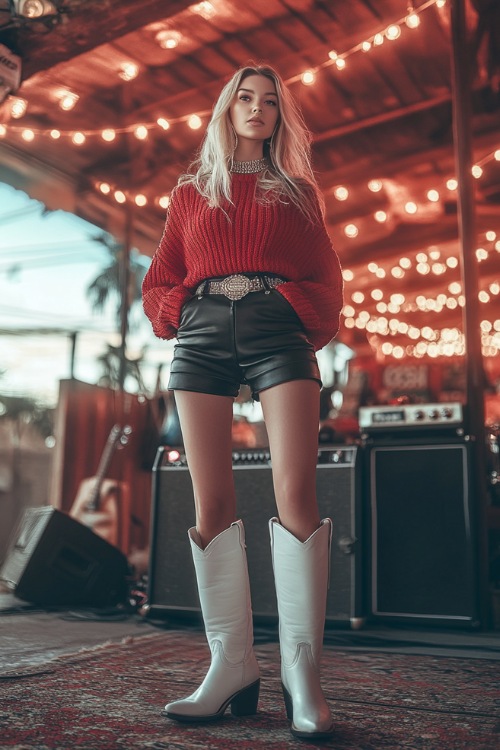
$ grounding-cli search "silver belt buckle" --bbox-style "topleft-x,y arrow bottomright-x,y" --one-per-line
220,274 -> 252,301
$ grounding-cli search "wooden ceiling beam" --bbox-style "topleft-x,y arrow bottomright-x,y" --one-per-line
313,93 -> 452,145
318,122 -> 500,192
14,0 -> 195,79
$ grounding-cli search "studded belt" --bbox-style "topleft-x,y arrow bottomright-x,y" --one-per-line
195,273 -> 286,301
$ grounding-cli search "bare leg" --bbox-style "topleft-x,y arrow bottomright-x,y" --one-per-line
174,390 -> 236,548
165,392 -> 260,724
262,380 -> 333,739
259,380 -> 321,541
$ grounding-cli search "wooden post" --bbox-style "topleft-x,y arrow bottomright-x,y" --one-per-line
118,203 -> 133,391
69,331 -> 77,379
449,0 -> 489,627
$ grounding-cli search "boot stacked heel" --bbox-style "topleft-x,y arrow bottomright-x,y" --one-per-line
282,682 -> 293,720
230,678 -> 261,716
163,678 -> 260,723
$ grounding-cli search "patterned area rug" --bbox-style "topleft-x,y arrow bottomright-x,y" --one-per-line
1,630 -> 498,750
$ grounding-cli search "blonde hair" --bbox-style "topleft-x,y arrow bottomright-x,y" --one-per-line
177,65 -> 324,223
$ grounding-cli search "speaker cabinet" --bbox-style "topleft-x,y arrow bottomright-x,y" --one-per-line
147,446 -> 364,627
367,438 -> 479,627
0,507 -> 129,606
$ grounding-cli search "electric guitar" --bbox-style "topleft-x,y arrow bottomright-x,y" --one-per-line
70,424 -> 132,549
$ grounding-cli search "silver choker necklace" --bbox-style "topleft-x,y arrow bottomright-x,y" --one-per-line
230,158 -> 268,174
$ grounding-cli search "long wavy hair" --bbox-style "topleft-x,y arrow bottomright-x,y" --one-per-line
177,65 -> 324,222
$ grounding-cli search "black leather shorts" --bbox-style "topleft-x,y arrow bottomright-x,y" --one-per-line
168,287 -> 321,400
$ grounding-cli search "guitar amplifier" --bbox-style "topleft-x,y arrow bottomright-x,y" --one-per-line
365,437 -> 480,627
146,446 -> 365,628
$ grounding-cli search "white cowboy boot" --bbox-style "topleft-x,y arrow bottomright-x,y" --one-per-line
163,520 -> 260,722
269,516 -> 334,740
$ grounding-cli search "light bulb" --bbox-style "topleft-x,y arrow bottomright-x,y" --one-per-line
188,114 -> 202,129
406,13 -> 421,29
102,129 -> 116,142
301,70 -> 315,85
119,62 -> 139,81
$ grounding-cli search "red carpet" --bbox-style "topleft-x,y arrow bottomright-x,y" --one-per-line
1,630 -> 498,749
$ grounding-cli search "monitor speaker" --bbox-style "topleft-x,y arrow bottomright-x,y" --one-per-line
146,446 -> 364,627
0,507 -> 129,606
367,438 -> 479,627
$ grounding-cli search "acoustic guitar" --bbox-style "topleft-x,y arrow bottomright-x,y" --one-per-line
70,424 -> 132,550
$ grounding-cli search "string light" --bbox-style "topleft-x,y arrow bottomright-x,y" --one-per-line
285,0 -> 440,87
0,0 -> 456,160
155,30 -> 182,49
133,125 -> 148,140
386,25 -> 401,40
11,98 -> 28,119
341,244 -> 500,358
0,1 -> 457,237
58,92 -> 79,111
301,70 -> 315,85
192,1 -> 216,19
101,128 -> 116,142
2,0 -> 497,360
119,62 -> 140,81
334,186 -> 349,200
114,190 -> 126,204
405,12 -> 421,29
188,114 -> 203,129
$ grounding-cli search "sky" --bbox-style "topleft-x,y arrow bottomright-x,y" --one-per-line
0,182 -> 173,406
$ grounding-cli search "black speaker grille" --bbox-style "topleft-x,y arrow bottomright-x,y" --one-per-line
370,442 -> 477,623
148,448 -> 363,624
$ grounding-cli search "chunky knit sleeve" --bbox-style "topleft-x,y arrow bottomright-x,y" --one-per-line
277,208 -> 344,351
142,188 -> 193,340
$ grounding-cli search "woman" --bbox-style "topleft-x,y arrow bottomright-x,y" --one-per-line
142,64 -> 343,740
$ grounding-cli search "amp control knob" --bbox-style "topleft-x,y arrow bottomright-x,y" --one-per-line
429,409 -> 440,420
415,410 -> 425,421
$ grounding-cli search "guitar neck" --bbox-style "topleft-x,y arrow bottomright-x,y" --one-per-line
86,425 -> 122,511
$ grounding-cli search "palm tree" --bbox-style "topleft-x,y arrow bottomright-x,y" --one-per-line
86,232 -> 151,390
86,232 -> 149,323
96,343 -> 147,392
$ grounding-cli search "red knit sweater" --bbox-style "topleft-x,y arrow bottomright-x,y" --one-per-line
142,173 -> 343,351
